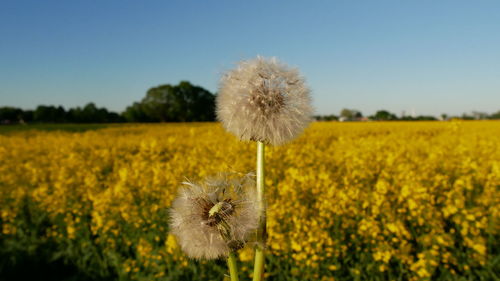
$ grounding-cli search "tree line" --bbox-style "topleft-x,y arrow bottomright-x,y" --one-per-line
315,109 -> 500,121
2,82 -> 499,124
0,103 -> 124,124
0,81 -> 216,124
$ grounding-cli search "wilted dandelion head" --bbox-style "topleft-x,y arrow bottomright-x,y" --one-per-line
169,173 -> 259,260
217,56 -> 313,146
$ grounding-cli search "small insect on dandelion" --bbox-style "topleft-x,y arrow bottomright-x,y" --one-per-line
217,56 -> 313,146
169,173 -> 259,260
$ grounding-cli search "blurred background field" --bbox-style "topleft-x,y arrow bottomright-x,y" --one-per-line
0,121 -> 498,281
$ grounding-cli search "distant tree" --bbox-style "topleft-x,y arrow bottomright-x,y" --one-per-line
371,110 -> 398,121
34,105 -> 66,123
55,106 -> 66,122
123,102 -> 152,122
400,116 -> 412,121
138,81 -> 215,122
399,115 -> 438,121
0,107 -> 24,123
340,108 -> 353,119
1,104 -> 120,124
81,103 -> 99,122
106,112 -> 125,123
489,110 -> 500,119
67,107 -> 83,123
340,108 -> 362,121
314,114 -> 338,121
66,103 -> 124,123
20,110 -> 33,123
415,115 -> 437,121
176,81 -> 216,122
140,85 -> 174,122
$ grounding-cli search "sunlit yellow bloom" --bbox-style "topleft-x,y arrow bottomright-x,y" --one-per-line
0,121 -> 498,280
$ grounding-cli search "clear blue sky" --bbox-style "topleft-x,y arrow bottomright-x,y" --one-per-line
1,0 -> 499,116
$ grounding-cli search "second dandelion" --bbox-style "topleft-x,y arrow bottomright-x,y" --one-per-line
169,173 -> 259,260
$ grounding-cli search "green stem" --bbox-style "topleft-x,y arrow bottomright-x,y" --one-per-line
227,252 -> 240,281
253,141 -> 266,281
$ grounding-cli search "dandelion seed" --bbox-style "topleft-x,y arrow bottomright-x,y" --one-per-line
169,173 -> 259,260
217,56 -> 313,145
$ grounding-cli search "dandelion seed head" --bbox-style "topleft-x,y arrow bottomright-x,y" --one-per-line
169,173 -> 259,259
217,56 -> 313,145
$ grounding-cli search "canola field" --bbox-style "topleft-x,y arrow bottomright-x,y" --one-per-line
0,121 -> 499,281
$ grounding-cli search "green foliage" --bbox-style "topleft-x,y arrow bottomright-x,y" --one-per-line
490,110 -> 500,119
370,110 -> 398,121
129,81 -> 216,122
314,115 -> 338,121
340,109 -> 362,120
0,104 -> 124,124
0,107 -> 32,123
122,102 -> 153,123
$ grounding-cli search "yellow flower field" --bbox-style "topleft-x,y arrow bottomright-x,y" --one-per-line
0,121 -> 498,280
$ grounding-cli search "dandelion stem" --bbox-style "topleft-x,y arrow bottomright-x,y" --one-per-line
253,141 -> 266,281
227,251 -> 240,281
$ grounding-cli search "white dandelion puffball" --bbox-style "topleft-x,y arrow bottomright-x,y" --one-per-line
169,174 -> 259,260
217,56 -> 313,146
